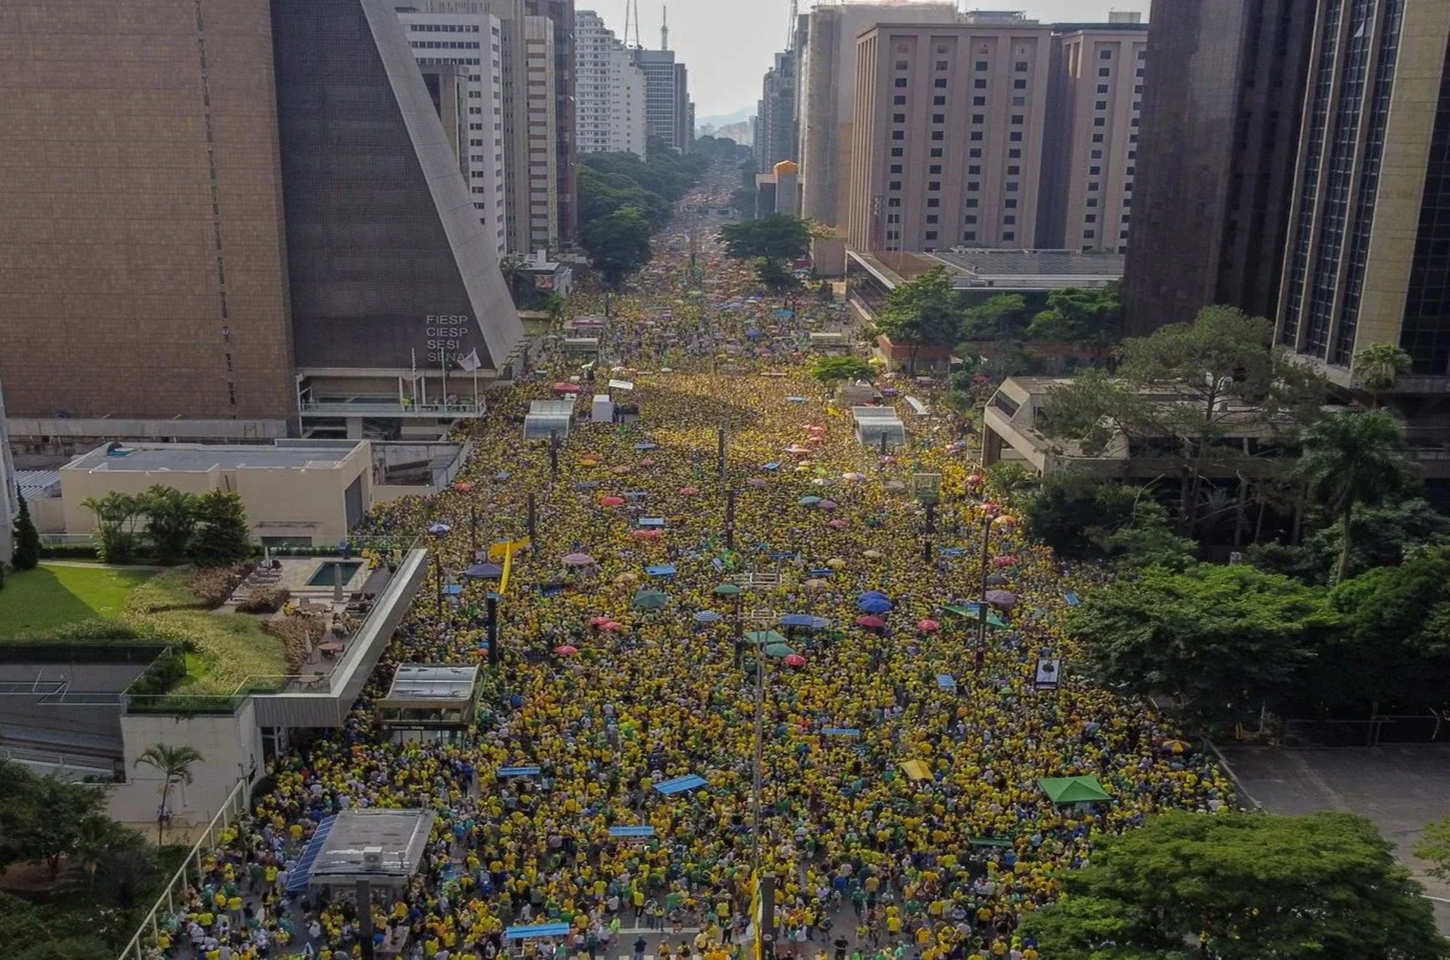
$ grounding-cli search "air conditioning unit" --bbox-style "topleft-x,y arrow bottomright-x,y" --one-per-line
362,846 -> 384,868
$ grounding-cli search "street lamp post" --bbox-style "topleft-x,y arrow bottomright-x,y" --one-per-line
976,507 -> 997,649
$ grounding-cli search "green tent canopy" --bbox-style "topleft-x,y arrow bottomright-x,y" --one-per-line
745,630 -> 788,645
941,605 -> 1009,628
1038,776 -> 1112,804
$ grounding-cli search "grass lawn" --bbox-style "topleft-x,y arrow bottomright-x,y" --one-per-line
0,564 -> 156,636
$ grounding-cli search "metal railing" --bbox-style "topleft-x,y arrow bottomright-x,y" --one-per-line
116,776 -> 250,960
123,671 -> 338,715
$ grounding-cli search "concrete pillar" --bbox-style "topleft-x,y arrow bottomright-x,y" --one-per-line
346,417 -> 363,440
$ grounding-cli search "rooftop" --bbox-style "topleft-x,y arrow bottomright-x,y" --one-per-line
925,249 -> 1125,280
64,442 -> 364,474
14,469 -> 60,500
383,663 -> 479,701
308,809 -> 436,884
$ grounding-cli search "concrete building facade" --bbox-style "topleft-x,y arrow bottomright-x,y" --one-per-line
398,7 -> 511,259
1036,20 -> 1148,253
796,1 -> 959,228
0,380 -> 14,566
847,16 -> 1054,254
525,0 -> 578,246
523,15 -> 562,249
1275,0 -> 1450,387
756,50 -> 799,170
1122,0 -> 1316,335
632,49 -> 692,152
575,10 -> 648,157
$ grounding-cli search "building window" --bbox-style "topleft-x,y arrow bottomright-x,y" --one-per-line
931,131 -> 944,140
1015,61 -> 1028,71
1004,215 -> 1016,225
1099,49 -> 1112,59
928,181 -> 941,191
974,79 -> 987,89
926,214 -> 939,223
1092,133 -> 1105,142
965,215 -> 977,224
968,164 -> 981,175
894,95 -> 907,104
970,131 -> 983,141
1010,114 -> 1024,124
964,231 -> 977,241
895,60 -> 909,69
889,180 -> 901,190
966,181 -> 980,192
965,198 -> 978,208
1094,117 -> 1106,127
1009,148 -> 1021,158
932,113 -> 945,123
936,60 -> 948,70
1009,131 -> 1022,141
1087,198 -> 1098,207
892,131 -> 905,140
1096,83 -> 1108,94
1007,165 -> 1020,175
925,230 -> 938,240
1013,79 -> 1026,89
890,164 -> 903,174
1002,231 -> 1014,241
935,78 -> 948,88
1006,182 -> 1018,192
892,147 -> 904,157
934,95 -> 946,105
975,60 -> 988,70
893,113 -> 906,122
969,148 -> 982,158
1089,165 -> 1101,175
1098,67 -> 1110,77
927,198 -> 940,208
1088,182 -> 1099,191
973,96 -> 986,106
895,78 -> 908,88
1085,214 -> 1097,223
1004,199 -> 1017,209
930,148 -> 943,157
929,164 -> 942,174
888,198 -> 901,207
1095,100 -> 1107,110
972,113 -> 985,124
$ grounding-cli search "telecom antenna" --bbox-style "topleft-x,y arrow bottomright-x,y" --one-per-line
787,0 -> 799,50
660,5 -> 669,50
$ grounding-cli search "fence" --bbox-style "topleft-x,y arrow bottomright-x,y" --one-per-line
115,776 -> 250,960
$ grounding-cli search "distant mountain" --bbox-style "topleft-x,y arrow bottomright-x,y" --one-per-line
697,106 -> 754,128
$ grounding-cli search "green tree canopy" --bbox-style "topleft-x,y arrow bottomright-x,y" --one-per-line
1024,811 -> 1448,960
1024,284 -> 1122,356
959,293 -> 1030,341
875,266 -> 964,372
1299,409 -> 1417,583
719,214 -> 813,264
11,494 -> 40,570
140,485 -> 196,565
579,207 -> 654,294
807,355 -> 875,385
189,490 -> 251,566
1069,563 -> 1335,723
1353,341 -> 1413,406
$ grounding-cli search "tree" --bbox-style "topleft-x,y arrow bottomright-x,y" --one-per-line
81,492 -> 146,564
1024,285 -> 1122,360
11,494 -> 40,570
983,461 -> 1037,500
1353,341 -> 1413,407
1312,548 -> 1450,712
1038,306 -> 1326,533
70,815 -> 135,890
139,485 -> 196,565
579,207 -> 653,315
720,214 -> 812,294
1417,817 -> 1450,882
13,775 -> 109,879
1299,409 -> 1416,583
1069,563 -> 1335,724
189,491 -> 251,566
1024,811 -> 1448,960
133,743 -> 203,844
874,266 -> 964,373
807,355 -> 875,385
959,293 -> 1030,341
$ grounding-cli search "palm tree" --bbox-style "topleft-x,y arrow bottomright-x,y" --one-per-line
1299,410 -> 1415,583
133,744 -> 203,843
1352,343 -> 1413,408
71,815 -> 129,889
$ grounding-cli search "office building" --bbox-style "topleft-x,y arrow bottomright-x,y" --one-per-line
0,380 -> 14,567
797,1 -> 959,227
1122,0 -> 1316,335
576,10 -> 648,157
0,0 -> 523,436
523,15 -> 561,249
756,161 -> 803,217
632,48 -> 693,151
398,7 -> 511,258
756,50 -> 799,169
847,15 -> 1054,254
1035,17 -> 1149,252
525,0 -> 578,245
1276,0 -> 1450,388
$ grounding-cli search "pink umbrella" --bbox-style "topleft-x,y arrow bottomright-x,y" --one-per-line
601,621 -> 625,632
600,496 -> 625,507
967,474 -> 984,485
639,458 -> 656,467
629,529 -> 663,539
807,426 -> 826,435
561,553 -> 596,566
827,518 -> 849,530
917,619 -> 940,632
553,382 -> 582,394
679,486 -> 699,496
783,653 -> 807,667
747,478 -> 768,487
818,500 -> 838,510
786,444 -> 810,455
588,616 -> 611,627
856,615 -> 886,629
992,555 -> 1019,568
453,481 -> 473,493
553,644 -> 579,656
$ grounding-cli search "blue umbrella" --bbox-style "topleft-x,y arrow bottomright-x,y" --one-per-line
859,591 -> 890,602
780,614 -> 830,630
694,610 -> 722,623
859,598 -> 894,614
427,522 -> 452,536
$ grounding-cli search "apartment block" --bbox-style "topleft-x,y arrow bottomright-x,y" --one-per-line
847,16 -> 1053,254
633,48 -> 693,152
756,50 -> 798,169
1276,0 -> 1450,387
1036,20 -> 1148,253
523,16 -> 562,250
576,10 -> 648,157
796,1 -> 958,227
398,7 -> 510,258
1122,0 -> 1315,335
525,0 -> 578,245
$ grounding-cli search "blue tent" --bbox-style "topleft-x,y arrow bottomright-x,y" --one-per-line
638,517 -> 666,527
807,568 -> 834,578
646,564 -> 677,577
655,774 -> 707,795
822,727 -> 861,737
608,825 -> 656,837
499,766 -> 541,777
780,614 -> 830,630
465,563 -> 503,579
506,925 -> 571,940
1065,592 -> 1081,606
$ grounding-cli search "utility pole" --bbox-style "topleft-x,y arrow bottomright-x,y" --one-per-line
527,492 -> 538,546
486,594 -> 500,669
718,425 -> 728,480
725,487 -> 737,550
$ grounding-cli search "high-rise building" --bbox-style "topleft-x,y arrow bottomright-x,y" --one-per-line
0,0 -> 522,432
576,10 -> 648,157
1276,0 -> 1450,387
0,379 -> 14,567
523,15 -> 561,250
632,48 -> 693,152
1122,0 -> 1315,335
1036,18 -> 1149,253
398,7 -> 511,259
847,15 -> 1054,254
797,1 -> 958,228
525,0 -> 578,246
756,50 -> 798,169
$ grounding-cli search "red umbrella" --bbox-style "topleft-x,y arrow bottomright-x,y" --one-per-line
639,458 -> 656,467
588,616 -> 612,627
601,621 -> 625,632
629,529 -> 663,539
553,644 -> 579,656
553,382 -> 582,393
827,518 -> 849,530
600,496 -> 625,507
679,486 -> 699,496
856,615 -> 886,628
453,481 -> 473,493
917,619 -> 941,632
783,653 -> 807,667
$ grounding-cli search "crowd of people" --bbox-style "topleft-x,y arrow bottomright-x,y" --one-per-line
142,168 -> 1230,960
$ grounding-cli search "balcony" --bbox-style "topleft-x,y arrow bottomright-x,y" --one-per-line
300,398 -> 484,419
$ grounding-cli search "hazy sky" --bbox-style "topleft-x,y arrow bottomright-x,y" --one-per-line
587,0 -> 1153,119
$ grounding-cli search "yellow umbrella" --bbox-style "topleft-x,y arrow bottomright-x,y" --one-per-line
826,558 -> 846,570
863,549 -> 883,560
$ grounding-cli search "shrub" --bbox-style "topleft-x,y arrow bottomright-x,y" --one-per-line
188,562 -> 255,609
125,648 -> 188,696
11,496 -> 41,571
236,588 -> 290,614
39,618 -> 147,642
263,615 -> 325,674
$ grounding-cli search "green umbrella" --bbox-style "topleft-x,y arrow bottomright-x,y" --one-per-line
941,604 -> 1008,629
714,583 -> 743,596
745,629 -> 787,645
632,589 -> 669,609
797,496 -> 822,506
764,642 -> 795,658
